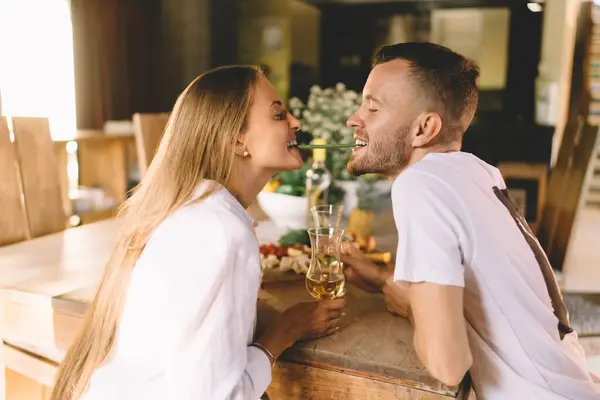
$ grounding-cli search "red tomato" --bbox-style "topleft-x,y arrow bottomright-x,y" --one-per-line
276,245 -> 287,257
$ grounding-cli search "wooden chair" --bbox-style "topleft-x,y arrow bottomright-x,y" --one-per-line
497,162 -> 548,234
0,117 -> 28,246
132,112 -> 169,176
1,117 -> 66,399
11,117 -> 67,238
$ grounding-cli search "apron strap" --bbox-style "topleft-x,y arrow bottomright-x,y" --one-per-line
492,186 -> 573,340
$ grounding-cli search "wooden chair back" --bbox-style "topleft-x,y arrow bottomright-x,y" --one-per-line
11,117 -> 67,238
498,162 -> 548,234
0,117 -> 29,246
132,112 -> 169,176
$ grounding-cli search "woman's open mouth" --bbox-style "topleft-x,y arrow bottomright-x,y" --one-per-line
286,140 -> 298,149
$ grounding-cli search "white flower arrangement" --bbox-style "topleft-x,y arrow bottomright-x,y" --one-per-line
289,83 -> 361,180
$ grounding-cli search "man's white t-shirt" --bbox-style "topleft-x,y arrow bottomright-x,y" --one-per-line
392,151 -> 600,399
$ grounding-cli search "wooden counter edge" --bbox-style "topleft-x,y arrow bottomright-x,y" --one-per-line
53,130 -> 134,143
279,354 -> 458,397
268,361 -> 468,399
0,290 -> 55,309
2,343 -> 57,387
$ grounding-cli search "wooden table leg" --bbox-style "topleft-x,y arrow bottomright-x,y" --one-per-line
5,369 -> 50,400
1,344 -> 55,400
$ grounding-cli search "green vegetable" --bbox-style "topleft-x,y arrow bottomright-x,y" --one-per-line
274,184 -> 295,195
279,229 -> 310,247
271,162 -> 310,197
269,162 -> 348,202
297,143 -> 356,150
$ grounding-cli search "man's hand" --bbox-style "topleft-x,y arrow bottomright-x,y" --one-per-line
340,243 -> 391,293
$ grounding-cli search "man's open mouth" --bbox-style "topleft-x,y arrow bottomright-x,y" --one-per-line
355,138 -> 368,147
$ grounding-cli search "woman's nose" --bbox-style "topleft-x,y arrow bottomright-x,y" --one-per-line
289,114 -> 301,132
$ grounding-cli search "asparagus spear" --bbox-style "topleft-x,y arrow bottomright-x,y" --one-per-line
297,143 -> 357,150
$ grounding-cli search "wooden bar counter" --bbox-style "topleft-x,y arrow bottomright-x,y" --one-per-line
0,218 -> 467,399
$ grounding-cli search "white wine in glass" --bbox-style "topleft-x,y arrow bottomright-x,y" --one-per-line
306,228 -> 346,300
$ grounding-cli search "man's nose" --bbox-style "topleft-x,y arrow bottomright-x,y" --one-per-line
347,112 -> 364,129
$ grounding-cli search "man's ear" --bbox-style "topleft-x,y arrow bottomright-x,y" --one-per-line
411,112 -> 442,147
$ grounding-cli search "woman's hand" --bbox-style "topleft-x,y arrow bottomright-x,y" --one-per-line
280,299 -> 346,341
256,299 -> 345,359
340,243 -> 391,293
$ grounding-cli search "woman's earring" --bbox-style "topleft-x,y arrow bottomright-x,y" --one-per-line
243,150 -> 249,157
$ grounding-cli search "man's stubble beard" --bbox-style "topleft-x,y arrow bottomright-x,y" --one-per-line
347,126 -> 411,177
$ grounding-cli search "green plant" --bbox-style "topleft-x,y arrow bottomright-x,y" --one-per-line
289,84 -> 361,181
328,182 -> 345,205
356,176 -> 378,211
271,163 -> 309,196
279,229 -> 310,247
269,161 -> 345,204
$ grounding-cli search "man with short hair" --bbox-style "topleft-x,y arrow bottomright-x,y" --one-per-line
342,42 -> 600,399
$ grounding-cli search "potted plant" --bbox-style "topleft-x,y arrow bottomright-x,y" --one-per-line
289,83 -> 359,182
289,84 -> 391,215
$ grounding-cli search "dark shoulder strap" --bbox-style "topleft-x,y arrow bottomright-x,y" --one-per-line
492,186 -> 573,340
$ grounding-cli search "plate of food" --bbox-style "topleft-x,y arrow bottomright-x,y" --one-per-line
259,229 -> 392,287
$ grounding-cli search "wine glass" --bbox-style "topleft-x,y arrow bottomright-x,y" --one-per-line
310,204 -> 344,230
305,228 -> 346,300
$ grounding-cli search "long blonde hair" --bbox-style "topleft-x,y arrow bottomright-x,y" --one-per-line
51,65 -> 262,400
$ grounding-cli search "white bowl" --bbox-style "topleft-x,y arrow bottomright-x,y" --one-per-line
257,191 -> 308,230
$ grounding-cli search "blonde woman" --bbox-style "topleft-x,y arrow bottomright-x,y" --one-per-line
51,66 -> 345,400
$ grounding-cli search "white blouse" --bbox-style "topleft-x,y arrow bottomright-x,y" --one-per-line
81,182 -> 271,399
